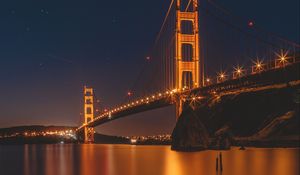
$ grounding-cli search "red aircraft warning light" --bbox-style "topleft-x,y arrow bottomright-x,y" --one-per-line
127,91 -> 132,96
248,21 -> 254,27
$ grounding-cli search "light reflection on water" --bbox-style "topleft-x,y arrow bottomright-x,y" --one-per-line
0,144 -> 299,175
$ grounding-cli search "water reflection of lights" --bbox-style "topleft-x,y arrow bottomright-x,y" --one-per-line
164,151 -> 182,175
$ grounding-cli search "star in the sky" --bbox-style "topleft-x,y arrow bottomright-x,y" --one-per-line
112,18 -> 117,23
39,63 -> 45,70
41,9 -> 49,15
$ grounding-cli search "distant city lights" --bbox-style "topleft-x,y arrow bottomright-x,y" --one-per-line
0,129 -> 76,140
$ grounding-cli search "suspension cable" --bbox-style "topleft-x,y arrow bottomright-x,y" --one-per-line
154,0 -> 176,45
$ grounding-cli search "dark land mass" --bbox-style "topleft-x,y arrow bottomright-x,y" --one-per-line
0,135 -> 76,145
0,126 -> 169,145
172,83 -> 300,151
0,125 -> 76,135
94,133 -> 130,144
0,126 -> 130,145
87,134 -> 170,145
135,140 -> 171,145
0,125 -> 76,145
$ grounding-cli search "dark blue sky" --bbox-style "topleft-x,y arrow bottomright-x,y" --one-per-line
0,0 -> 299,136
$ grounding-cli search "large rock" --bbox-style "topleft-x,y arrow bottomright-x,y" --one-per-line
171,84 -> 300,151
171,104 -> 209,151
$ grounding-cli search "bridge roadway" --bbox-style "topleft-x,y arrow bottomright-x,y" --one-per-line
77,62 -> 300,132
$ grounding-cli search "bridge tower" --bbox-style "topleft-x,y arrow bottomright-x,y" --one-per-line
175,0 -> 201,119
83,86 -> 95,143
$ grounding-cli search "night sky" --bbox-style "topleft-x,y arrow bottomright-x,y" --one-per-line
0,0 -> 299,136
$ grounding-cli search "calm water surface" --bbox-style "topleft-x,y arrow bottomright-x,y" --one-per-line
0,144 -> 299,175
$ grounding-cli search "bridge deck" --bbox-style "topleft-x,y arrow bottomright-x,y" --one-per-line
77,62 -> 300,132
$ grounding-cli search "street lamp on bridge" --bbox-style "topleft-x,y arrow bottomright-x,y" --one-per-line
275,50 -> 290,68
252,59 -> 264,74
217,71 -> 227,83
233,65 -> 245,79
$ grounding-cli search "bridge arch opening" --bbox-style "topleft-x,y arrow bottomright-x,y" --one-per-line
179,0 -> 195,12
182,71 -> 194,89
86,118 -> 92,123
86,107 -> 92,114
181,43 -> 193,61
86,99 -> 92,104
181,20 -> 194,34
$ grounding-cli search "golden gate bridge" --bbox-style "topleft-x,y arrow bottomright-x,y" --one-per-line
76,0 -> 300,143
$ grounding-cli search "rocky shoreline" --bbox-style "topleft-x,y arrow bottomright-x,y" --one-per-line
171,84 -> 300,152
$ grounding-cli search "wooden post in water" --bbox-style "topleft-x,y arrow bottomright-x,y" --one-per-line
219,152 -> 223,172
216,156 -> 219,171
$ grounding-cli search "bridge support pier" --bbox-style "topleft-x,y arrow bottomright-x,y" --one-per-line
84,127 -> 94,143
83,86 -> 95,143
176,98 -> 184,120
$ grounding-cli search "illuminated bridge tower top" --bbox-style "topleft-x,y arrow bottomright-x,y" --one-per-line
175,0 -> 201,119
175,0 -> 201,90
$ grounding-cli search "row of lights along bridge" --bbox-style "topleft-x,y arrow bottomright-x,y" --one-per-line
82,50 -> 298,126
